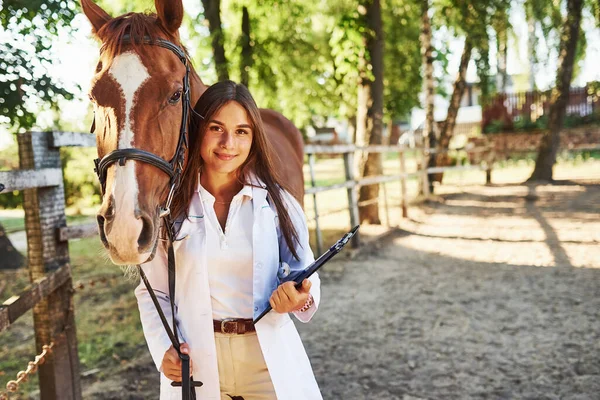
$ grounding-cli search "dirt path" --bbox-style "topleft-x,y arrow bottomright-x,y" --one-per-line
297,180 -> 600,399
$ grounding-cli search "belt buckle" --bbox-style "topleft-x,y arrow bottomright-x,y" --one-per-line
221,318 -> 238,334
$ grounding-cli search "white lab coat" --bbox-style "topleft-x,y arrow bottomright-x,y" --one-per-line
135,182 -> 322,400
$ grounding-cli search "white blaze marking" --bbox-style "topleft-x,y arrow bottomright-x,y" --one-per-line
105,52 -> 150,259
109,52 -> 150,149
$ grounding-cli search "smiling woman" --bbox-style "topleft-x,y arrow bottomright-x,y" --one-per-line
201,102 -> 253,183
136,81 -> 323,400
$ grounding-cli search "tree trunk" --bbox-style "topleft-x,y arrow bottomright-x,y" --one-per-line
201,0 -> 229,81
240,6 -> 252,88
430,38 -> 473,183
528,0 -> 584,182
528,15 -> 537,91
354,76 -> 369,176
496,18 -> 508,92
347,115 -> 357,145
420,0 -> 436,194
357,0 -> 384,224
0,222 -> 24,270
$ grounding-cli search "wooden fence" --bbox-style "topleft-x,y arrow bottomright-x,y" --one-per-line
482,85 -> 599,132
304,144 -> 492,255
0,131 -> 492,398
0,131 -> 87,400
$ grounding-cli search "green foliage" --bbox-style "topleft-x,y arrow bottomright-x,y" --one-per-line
563,112 -> 600,127
0,190 -> 23,209
61,147 -> 102,211
200,0 -> 423,129
0,0 -> 77,132
525,0 -> 562,41
328,5 -> 369,118
233,0 -> 339,128
514,116 -> 547,131
383,0 -> 422,120
0,139 -> 22,208
525,0 -> 593,84
434,0 -> 512,101
483,119 -> 506,134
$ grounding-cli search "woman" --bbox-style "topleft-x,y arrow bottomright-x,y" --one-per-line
135,80 -> 322,400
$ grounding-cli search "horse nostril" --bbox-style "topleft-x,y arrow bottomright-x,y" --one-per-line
99,195 -> 115,222
137,214 -> 154,250
97,214 -> 109,247
105,199 -> 115,221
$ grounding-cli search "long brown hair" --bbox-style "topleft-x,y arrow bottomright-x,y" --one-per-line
171,81 -> 301,259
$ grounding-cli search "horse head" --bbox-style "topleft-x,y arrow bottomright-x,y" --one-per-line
82,0 -> 205,265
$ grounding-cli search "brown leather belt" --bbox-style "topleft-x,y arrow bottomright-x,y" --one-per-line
213,319 -> 255,334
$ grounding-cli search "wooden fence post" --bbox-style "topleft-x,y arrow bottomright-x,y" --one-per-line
307,153 -> 323,256
343,151 -> 360,248
18,132 -> 81,400
398,148 -> 408,218
420,146 -> 431,198
381,183 -> 390,227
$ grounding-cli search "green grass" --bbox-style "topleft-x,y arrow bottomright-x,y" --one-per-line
0,211 -> 96,233
0,215 -> 25,233
0,237 -> 146,396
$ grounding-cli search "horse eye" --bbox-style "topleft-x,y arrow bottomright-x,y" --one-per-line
169,90 -> 182,104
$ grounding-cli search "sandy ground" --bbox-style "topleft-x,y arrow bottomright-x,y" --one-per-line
298,180 -> 600,399
77,179 -> 600,399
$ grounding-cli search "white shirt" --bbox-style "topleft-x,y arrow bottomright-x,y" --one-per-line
135,175 -> 322,399
197,182 -> 255,320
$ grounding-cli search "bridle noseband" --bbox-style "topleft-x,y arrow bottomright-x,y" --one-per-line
91,35 -> 202,399
93,35 -> 193,219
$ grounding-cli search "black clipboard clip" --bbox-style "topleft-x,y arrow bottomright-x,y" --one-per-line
253,225 -> 359,324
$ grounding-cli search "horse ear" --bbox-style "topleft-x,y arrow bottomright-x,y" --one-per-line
155,0 -> 184,34
81,0 -> 112,35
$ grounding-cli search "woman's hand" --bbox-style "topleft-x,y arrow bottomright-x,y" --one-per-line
270,279 -> 312,313
161,343 -> 193,382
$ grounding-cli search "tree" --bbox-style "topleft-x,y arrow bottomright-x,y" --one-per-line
528,0 -> 585,181
382,0 -> 422,122
221,0 -> 338,129
0,0 -> 77,268
429,0 -> 510,184
325,0 -> 420,223
432,37 -> 472,180
492,5 -> 510,92
201,0 -> 229,81
239,6 -> 252,87
355,0 -> 384,224
420,0 -> 436,193
0,0 -> 76,132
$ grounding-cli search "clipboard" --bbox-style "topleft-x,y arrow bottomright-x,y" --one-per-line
253,225 -> 359,324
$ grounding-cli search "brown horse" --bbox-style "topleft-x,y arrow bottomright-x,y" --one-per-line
82,0 -> 304,266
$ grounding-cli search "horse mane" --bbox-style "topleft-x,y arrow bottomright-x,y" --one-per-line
95,12 -> 181,60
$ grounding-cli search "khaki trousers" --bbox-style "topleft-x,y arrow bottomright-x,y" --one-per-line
215,331 -> 277,400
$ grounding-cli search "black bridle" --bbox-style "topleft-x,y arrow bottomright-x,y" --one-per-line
94,36 -> 191,219
91,35 -> 202,399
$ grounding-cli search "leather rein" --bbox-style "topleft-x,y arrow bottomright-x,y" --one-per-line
91,35 -> 202,399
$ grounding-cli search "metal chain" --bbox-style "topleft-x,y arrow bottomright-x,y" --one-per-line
0,343 -> 54,399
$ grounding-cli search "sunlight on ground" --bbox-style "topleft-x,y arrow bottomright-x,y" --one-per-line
393,181 -> 600,269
